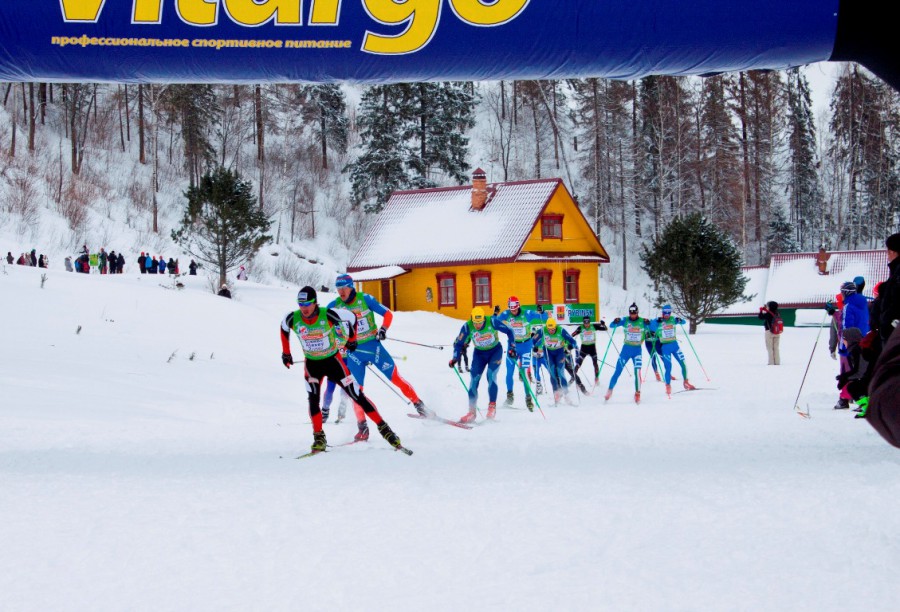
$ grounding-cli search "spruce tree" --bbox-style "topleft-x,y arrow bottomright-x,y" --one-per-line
641,212 -> 749,333
766,205 -> 800,256
786,68 -> 823,251
300,84 -> 349,170
171,166 -> 271,288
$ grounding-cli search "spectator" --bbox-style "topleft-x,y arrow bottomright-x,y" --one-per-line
109,250 -> 118,274
99,248 -> 108,274
237,265 -> 248,281
758,300 -> 782,365
189,260 -> 198,275
174,258 -> 180,275
5,252 -> 12,265
158,257 -> 167,274
864,325 -> 900,448
16,253 -> 26,265
145,254 -> 153,274
64,256 -> 73,272
167,257 -> 176,275
875,233 -> 900,344
30,249 -> 37,267
217,284 -> 232,299
117,252 -> 125,274
138,252 -> 147,274
38,254 -> 47,269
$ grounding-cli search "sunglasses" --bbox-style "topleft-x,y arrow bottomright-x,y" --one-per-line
298,300 -> 315,307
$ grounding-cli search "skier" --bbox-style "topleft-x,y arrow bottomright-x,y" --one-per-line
605,303 -> 651,403
328,274 -> 432,442
572,316 -> 608,388
450,306 -> 517,422
655,304 -> 696,396
280,286 -> 405,453
530,324 -> 553,394
643,321 -> 664,382
496,296 -> 547,410
532,318 -> 579,405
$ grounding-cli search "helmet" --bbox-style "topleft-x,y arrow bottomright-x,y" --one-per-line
628,303 -> 639,315
662,304 -> 672,316
335,274 -> 354,288
508,296 -> 520,309
471,307 -> 486,323
840,281 -> 857,297
546,317 -> 558,332
583,315 -> 591,324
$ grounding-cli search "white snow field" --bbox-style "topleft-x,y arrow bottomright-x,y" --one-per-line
2,263 -> 899,612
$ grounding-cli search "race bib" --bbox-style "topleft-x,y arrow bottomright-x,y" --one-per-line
473,331 -> 496,349
510,320 -> 527,339
660,325 -> 676,339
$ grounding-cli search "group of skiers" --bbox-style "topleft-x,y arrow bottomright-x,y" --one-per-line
824,232 -> 900,450
137,252 -> 182,275
7,249 -> 47,268
280,276 -> 698,454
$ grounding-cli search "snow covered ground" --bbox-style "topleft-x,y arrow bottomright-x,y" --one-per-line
2,263 -> 899,612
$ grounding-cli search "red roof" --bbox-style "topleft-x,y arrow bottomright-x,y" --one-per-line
767,250 -> 888,308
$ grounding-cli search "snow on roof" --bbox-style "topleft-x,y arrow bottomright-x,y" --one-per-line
346,265 -> 409,282
767,250 -> 887,307
517,253 -> 606,262
718,266 -> 769,316
348,180 -> 561,270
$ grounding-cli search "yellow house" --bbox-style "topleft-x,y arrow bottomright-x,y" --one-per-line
347,170 -> 610,322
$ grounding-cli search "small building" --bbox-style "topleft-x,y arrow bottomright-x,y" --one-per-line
708,249 -> 888,326
347,170 -> 610,322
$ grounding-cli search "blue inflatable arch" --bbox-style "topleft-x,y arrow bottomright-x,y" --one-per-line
0,1 -> 895,87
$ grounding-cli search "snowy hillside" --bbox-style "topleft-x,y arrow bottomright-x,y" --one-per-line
2,262 -> 899,611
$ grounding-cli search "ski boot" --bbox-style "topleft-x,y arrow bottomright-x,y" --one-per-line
525,394 -> 534,412
833,398 -> 850,410
504,391 -> 515,406
311,430 -> 327,452
604,388 -> 613,401
854,396 -> 869,419
665,384 -> 672,397
553,390 -> 562,405
594,377 -> 600,389
486,402 -> 497,420
654,371 -> 662,382
459,409 -> 477,424
634,391 -> 641,404
414,400 -> 435,418
576,380 -> 588,395
535,380 -> 543,395
354,421 -> 370,441
376,422 -> 402,449
683,379 -> 696,391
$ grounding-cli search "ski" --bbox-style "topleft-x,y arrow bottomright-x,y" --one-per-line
395,445 -> 414,456
291,449 -> 326,460
672,387 -> 718,394
407,413 -> 473,430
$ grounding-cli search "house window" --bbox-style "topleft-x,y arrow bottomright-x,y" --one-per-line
541,214 -> 563,240
564,269 -> 580,303
471,271 -> 492,306
535,269 -> 552,305
436,272 -> 457,308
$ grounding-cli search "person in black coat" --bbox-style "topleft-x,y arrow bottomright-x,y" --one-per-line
217,284 -> 232,299
864,325 -> 900,448
875,233 -> 900,344
189,260 -> 198,275
117,252 -> 125,274
5,252 -> 12,265
137,252 -> 146,274
30,249 -> 37,267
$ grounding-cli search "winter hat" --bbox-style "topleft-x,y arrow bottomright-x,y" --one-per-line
886,233 -> 900,252
335,274 -> 354,288
766,301 -> 779,311
297,286 -> 317,305
508,296 -> 520,309
628,303 -> 639,315
854,276 -> 866,292
840,281 -> 857,297
661,304 -> 672,315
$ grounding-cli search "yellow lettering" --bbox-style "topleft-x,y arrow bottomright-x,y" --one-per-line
362,0 -> 440,55
59,0 -> 106,22
177,0 -> 218,25
223,0 -> 301,26
449,0 -> 529,26
133,0 -> 163,23
309,0 -> 341,25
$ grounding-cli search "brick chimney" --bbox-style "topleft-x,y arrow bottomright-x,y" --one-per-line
471,168 -> 488,210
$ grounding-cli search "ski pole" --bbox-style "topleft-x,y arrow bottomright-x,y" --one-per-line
597,333 -> 615,380
366,364 -> 410,404
452,365 -> 470,393
566,352 -> 583,405
606,330 -> 633,378
517,361 -> 546,419
386,337 -> 444,350
678,323 -> 711,382
791,311 -> 829,418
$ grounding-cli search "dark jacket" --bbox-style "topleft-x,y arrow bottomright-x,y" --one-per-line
865,325 -> 900,448
189,261 -> 198,275
758,306 -> 778,331
5,252 -> 12,264
218,287 -> 232,299
877,257 -> 900,343
117,253 -> 125,270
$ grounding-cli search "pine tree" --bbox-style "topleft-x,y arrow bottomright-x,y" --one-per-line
786,68 -> 824,251
641,212 -> 749,333
300,84 -> 349,170
164,85 -> 219,188
766,204 -> 800,256
171,166 -> 271,288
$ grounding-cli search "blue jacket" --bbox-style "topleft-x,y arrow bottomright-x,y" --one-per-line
842,293 -> 870,336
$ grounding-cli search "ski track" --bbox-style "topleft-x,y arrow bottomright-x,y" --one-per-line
1,264 -> 899,611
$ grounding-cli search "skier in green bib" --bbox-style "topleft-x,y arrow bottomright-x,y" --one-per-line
605,303 -> 651,404
280,286 -> 405,453
572,315 -> 608,389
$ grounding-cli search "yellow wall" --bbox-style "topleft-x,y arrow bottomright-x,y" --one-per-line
521,186 -> 606,255
360,260 -> 599,322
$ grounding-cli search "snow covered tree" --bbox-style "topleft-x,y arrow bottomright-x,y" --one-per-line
785,68 -> 823,251
766,204 -> 800,256
299,84 -> 349,170
641,212 -> 749,333
172,166 -> 271,288
163,85 -> 219,189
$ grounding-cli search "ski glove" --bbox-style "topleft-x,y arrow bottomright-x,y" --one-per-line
377,326 -> 387,341
281,352 -> 293,368
612,317 -> 621,325
533,349 -> 544,358
536,304 -> 543,313
598,321 -> 608,331
449,357 -> 458,368
345,339 -> 358,352
508,346 -> 517,360
825,302 -> 837,316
